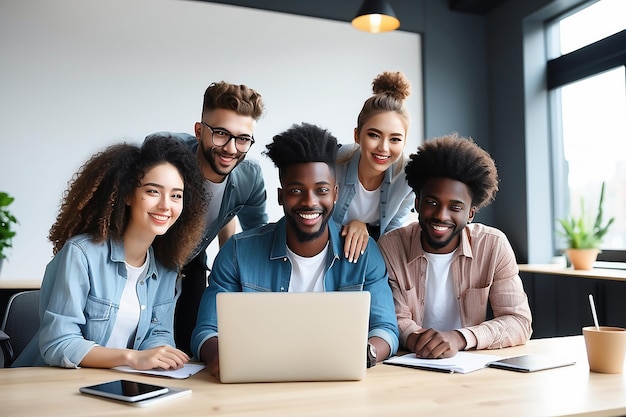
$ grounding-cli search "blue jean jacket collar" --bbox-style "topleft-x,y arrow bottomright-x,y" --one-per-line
269,217 -> 343,262
108,238 -> 160,280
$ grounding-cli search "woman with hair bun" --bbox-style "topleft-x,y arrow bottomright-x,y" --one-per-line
334,71 -> 415,263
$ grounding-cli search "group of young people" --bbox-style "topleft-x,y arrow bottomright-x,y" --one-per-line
12,72 -> 532,377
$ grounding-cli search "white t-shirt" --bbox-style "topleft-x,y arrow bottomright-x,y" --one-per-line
204,178 -> 228,224
106,257 -> 146,349
422,251 -> 462,331
286,243 -> 329,292
344,181 -> 380,225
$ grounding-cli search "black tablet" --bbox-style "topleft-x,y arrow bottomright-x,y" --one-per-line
79,380 -> 168,402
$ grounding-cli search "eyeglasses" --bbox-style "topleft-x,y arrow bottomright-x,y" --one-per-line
201,121 -> 255,153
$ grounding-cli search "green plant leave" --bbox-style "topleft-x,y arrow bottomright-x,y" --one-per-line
0,192 -> 19,260
556,182 -> 615,249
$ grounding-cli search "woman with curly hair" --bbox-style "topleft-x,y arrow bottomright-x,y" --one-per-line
13,135 -> 207,370
334,71 -> 415,263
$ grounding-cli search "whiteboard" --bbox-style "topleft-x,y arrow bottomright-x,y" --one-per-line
0,0 -> 422,279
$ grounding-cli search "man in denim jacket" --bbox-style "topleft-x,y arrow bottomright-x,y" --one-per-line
148,81 -> 268,355
192,123 -> 399,379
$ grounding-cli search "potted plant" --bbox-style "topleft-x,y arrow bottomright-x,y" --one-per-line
0,191 -> 19,275
557,182 -> 615,270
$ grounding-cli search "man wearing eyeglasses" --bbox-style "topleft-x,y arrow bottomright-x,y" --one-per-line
147,81 -> 268,355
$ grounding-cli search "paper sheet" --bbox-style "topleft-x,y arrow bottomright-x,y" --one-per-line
383,351 -> 502,374
113,362 -> 206,379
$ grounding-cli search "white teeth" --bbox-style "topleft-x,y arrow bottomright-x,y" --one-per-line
373,154 -> 390,160
299,213 -> 320,220
432,225 -> 448,231
151,214 -> 169,221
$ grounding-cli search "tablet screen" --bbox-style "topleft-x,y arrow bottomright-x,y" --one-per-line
79,380 -> 169,402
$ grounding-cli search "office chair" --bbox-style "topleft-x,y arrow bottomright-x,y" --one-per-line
0,290 -> 40,367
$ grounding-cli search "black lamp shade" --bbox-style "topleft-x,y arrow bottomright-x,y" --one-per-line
352,0 -> 400,33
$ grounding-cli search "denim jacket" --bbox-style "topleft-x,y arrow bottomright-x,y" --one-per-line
12,235 -> 181,368
191,218 -> 399,358
334,144 -> 415,239
147,132 -> 268,261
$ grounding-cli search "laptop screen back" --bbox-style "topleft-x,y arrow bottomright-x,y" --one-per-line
216,291 -> 370,383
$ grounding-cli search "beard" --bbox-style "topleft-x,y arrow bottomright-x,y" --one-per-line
285,208 -> 334,243
201,143 -> 245,177
419,218 -> 465,251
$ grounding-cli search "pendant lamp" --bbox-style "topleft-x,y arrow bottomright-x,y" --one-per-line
351,0 -> 400,33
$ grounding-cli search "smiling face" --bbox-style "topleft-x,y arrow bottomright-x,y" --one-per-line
278,162 -> 338,257
194,108 -> 256,183
416,177 -> 476,254
355,111 -> 406,184
125,162 -> 184,241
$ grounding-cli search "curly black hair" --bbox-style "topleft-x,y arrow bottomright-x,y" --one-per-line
405,132 -> 499,209
49,135 -> 207,269
264,123 -> 338,180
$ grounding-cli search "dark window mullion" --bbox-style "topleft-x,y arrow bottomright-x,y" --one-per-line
547,29 -> 626,89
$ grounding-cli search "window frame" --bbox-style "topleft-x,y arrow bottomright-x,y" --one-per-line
547,30 -> 626,89
546,27 -> 626,262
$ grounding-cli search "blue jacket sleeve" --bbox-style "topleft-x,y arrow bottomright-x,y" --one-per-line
38,243 -> 99,368
385,190 -> 415,234
236,161 -> 268,231
363,239 -> 400,356
191,236 -> 241,358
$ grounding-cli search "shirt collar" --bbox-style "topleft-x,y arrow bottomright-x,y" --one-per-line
109,238 -> 159,280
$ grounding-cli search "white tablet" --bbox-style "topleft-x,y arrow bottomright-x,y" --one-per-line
130,386 -> 192,407
487,354 -> 575,373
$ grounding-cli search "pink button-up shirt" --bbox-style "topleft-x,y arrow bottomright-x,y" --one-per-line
377,222 -> 532,351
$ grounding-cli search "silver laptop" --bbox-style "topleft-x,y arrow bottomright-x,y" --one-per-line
216,291 -> 371,383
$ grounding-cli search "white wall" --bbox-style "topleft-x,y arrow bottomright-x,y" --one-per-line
0,0 -> 422,280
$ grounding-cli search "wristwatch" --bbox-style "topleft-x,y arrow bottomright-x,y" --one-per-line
366,343 -> 377,368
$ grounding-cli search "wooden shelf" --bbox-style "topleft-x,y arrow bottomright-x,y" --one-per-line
518,264 -> 626,282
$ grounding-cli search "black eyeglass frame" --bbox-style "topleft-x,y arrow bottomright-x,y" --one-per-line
201,121 -> 255,153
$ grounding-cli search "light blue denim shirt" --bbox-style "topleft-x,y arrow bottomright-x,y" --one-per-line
147,132 -> 268,261
12,235 -> 181,368
191,218 -> 399,358
334,144 -> 415,239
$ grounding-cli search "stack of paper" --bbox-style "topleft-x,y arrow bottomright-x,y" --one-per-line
383,351 -> 502,374
113,362 -> 206,379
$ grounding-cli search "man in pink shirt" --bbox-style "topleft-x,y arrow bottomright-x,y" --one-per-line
377,133 -> 532,359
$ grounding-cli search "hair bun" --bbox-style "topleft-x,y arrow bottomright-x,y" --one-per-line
372,71 -> 410,101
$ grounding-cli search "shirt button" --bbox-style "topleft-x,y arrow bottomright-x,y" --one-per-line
139,281 -> 145,285
141,305 -> 146,311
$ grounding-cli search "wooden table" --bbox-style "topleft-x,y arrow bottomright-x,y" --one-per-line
1,336 -> 624,417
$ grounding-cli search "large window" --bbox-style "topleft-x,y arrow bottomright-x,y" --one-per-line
547,0 -> 626,263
